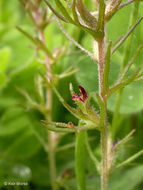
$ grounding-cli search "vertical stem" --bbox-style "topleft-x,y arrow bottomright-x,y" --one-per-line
98,39 -> 108,190
39,30 -> 57,190
25,3 -> 58,190
98,39 -> 105,95
101,119 -> 108,190
47,92 -> 57,190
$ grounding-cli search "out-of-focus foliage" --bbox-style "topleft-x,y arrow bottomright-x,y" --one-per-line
0,0 -> 143,190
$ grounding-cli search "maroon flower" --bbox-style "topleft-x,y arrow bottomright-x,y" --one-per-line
72,86 -> 87,103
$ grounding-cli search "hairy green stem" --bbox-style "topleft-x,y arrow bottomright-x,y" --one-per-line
101,120 -> 108,190
98,38 -> 108,190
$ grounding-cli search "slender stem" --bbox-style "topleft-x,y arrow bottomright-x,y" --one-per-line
56,18 -> 95,61
98,39 -> 105,95
97,39 -> 108,190
22,3 -> 57,189
39,30 -> 57,190
101,120 -> 108,190
118,0 -> 134,11
46,89 -> 57,190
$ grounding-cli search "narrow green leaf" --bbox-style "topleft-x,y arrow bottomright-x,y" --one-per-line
16,26 -> 54,60
41,120 -> 97,132
103,41 -> 112,93
72,0 -> 81,26
107,69 -> 140,98
54,0 -> 75,24
44,0 -> 68,22
34,37 -> 54,60
16,26 -> 35,44
41,121 -> 70,128
118,40 -> 143,82
41,122 -> 75,133
96,0 -> 105,38
114,129 -> 135,151
112,16 -> 143,54
71,0 -> 98,37
96,94 -> 105,127
108,83 -> 125,98
76,0 -> 97,30
58,68 -> 79,79
116,149 -> 143,168
121,2 -> 139,68
124,68 -> 140,85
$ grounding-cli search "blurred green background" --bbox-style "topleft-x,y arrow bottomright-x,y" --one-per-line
0,0 -> 143,189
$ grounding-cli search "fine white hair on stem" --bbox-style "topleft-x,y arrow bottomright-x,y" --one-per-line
55,17 -> 97,62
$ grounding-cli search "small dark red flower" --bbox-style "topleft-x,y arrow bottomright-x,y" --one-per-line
72,86 -> 87,103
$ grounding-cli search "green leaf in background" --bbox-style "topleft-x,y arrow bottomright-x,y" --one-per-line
27,151 -> 50,187
108,81 -> 143,114
3,130 -> 41,159
0,107 -> 30,136
0,96 -> 17,109
109,165 -> 143,190
26,111 -> 47,151
0,72 -> 7,88
2,58 -> 40,97
0,0 -> 34,70
45,22 -> 63,51
75,56 -> 99,92
0,47 -> 11,72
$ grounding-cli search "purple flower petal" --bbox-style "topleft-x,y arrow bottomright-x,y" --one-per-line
78,86 -> 87,102
72,86 -> 87,103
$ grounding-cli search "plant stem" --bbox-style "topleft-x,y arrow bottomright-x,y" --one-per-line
101,120 -> 108,190
23,3 -> 57,189
39,30 -> 57,190
46,90 -> 57,190
98,39 -> 108,190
